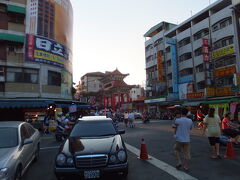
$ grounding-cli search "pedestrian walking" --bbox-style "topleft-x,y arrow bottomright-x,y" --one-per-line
174,108 -> 193,171
172,110 -> 181,137
202,107 -> 222,159
124,111 -> 129,128
128,112 -> 135,128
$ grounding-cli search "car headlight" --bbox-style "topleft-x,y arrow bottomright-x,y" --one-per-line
66,157 -> 74,166
109,155 -> 117,163
117,150 -> 126,162
56,153 -> 66,166
0,168 -> 8,178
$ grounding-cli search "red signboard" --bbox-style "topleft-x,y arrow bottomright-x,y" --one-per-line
187,92 -> 204,99
202,38 -> 210,62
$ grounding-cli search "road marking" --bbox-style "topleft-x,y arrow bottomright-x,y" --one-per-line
40,146 -> 60,150
125,143 -> 198,180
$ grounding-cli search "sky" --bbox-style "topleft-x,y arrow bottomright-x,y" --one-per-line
70,0 -> 217,86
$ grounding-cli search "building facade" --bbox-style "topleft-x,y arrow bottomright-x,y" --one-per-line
144,0 -> 240,116
80,72 -> 105,93
0,0 -> 73,100
0,0 -> 87,121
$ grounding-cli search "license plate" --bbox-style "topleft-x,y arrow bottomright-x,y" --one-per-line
84,170 -> 100,179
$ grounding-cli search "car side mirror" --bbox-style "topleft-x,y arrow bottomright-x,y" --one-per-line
23,138 -> 33,145
118,130 -> 125,134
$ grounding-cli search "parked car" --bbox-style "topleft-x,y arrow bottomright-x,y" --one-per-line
134,112 -> 143,119
55,116 -> 128,179
0,121 -> 41,180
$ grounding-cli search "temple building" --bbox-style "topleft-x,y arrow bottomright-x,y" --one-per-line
100,69 -> 134,111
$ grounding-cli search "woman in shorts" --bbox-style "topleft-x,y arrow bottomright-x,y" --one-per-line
203,107 -> 222,159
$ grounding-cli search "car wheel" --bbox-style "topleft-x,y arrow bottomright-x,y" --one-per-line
34,144 -> 40,162
14,166 -> 22,180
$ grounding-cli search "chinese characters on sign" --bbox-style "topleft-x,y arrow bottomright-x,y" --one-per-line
202,38 -> 210,62
157,51 -> 164,82
212,45 -> 235,59
214,66 -> 236,77
25,34 -> 69,68
187,92 -> 204,99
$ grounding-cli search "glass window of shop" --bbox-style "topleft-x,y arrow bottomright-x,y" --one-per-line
6,67 -> 38,83
215,75 -> 234,87
48,71 -> 61,86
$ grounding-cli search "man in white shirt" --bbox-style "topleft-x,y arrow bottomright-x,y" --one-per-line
174,108 -> 193,171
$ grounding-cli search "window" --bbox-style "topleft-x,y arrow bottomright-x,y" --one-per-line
215,56 -> 236,68
194,29 -> 209,41
179,52 -> 192,62
194,48 -> 202,57
215,75 -> 233,87
178,37 -> 190,48
212,17 -> 232,32
48,71 -> 61,86
6,68 -> 38,83
8,13 -> 25,24
196,64 -> 204,73
166,46 -> 170,53
213,36 -> 234,50
197,81 -> 205,90
179,68 -> 193,77
167,60 -> 171,66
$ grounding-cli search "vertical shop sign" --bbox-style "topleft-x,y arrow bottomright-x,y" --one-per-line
157,51 -> 164,82
202,38 -> 210,62
166,38 -> 178,93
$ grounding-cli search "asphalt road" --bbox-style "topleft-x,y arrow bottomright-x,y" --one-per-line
23,120 -> 240,180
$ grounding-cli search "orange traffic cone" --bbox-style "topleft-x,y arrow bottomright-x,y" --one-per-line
224,141 -> 237,159
139,138 -> 149,160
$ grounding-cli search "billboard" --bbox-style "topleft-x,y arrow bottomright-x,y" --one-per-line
25,34 -> 69,68
25,0 -> 73,69
179,83 -> 194,100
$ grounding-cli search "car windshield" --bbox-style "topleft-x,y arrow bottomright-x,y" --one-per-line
0,127 -> 18,148
70,121 -> 117,137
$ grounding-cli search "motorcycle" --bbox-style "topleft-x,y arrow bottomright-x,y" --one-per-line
55,125 -> 70,142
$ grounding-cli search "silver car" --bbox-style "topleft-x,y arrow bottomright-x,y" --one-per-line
0,121 -> 41,180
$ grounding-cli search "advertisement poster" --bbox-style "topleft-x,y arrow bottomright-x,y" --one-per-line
61,70 -> 72,99
179,83 -> 194,100
25,34 -> 69,68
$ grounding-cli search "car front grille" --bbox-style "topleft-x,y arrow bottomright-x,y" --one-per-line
75,154 -> 108,168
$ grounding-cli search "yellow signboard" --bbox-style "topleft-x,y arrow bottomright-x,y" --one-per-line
212,45 -> 235,59
205,88 -> 215,97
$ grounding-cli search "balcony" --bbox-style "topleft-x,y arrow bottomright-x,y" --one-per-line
0,29 -> 24,43
8,22 -> 25,33
196,72 -> 205,83
178,59 -> 193,71
210,6 -> 232,25
192,18 -> 210,35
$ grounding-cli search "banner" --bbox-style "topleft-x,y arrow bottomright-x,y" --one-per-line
157,51 -> 164,82
187,92 -> 204,99
25,0 -> 73,69
25,34 -> 69,68
212,45 -> 235,59
214,66 -> 236,77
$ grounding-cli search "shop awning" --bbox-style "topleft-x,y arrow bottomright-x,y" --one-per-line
203,99 -> 233,104
7,5 -> 26,14
182,101 -> 203,106
0,33 -> 24,43
0,101 -> 49,108
56,104 -> 90,109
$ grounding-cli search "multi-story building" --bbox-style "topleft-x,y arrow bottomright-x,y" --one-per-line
144,0 -> 240,116
80,72 -> 105,93
0,0 -> 87,121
